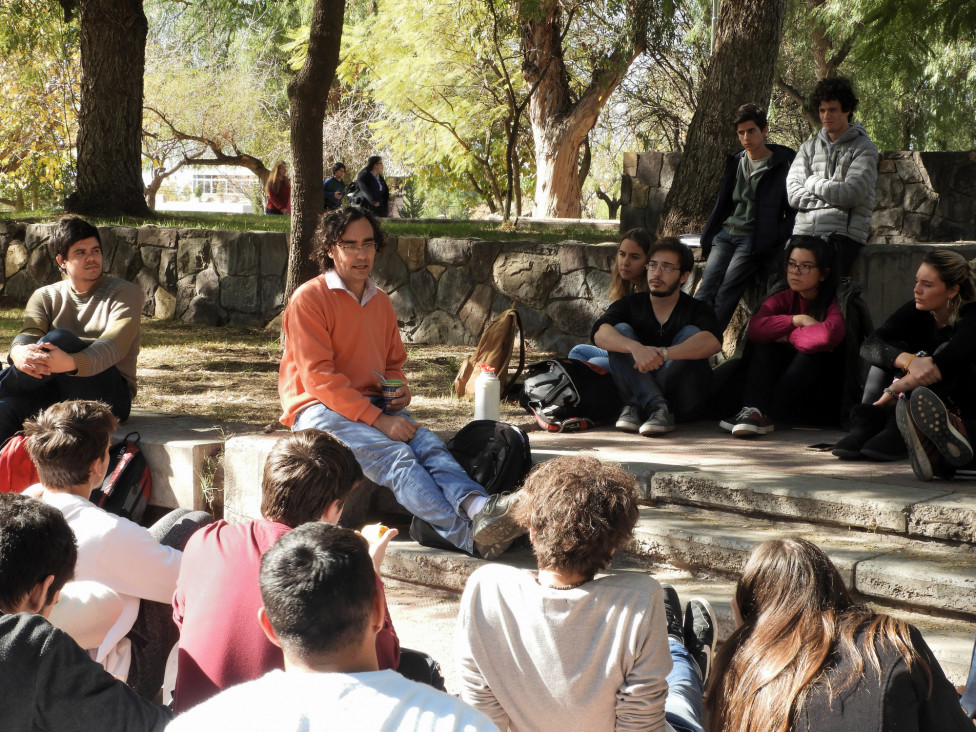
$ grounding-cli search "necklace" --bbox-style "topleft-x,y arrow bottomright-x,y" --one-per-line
535,574 -> 588,591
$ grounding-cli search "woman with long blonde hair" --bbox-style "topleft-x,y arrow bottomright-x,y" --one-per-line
706,537 -> 969,731
265,160 -> 291,215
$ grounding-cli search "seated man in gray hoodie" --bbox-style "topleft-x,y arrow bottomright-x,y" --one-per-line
786,76 -> 878,278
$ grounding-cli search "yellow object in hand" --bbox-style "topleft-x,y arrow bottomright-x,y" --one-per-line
361,523 -> 390,544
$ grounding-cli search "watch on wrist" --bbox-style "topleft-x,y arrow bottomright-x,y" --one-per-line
661,346 -> 669,361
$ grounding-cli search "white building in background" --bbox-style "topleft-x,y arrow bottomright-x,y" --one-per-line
144,165 -> 262,214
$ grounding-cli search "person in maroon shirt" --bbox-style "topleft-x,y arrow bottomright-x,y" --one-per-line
172,429 -> 401,712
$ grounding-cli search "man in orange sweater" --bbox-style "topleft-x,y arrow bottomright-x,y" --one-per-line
278,207 -> 522,559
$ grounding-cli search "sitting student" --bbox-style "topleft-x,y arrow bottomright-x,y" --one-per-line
455,456 -> 714,732
0,216 -> 142,445
169,523 -> 497,731
833,250 -> 976,466
592,237 -> 722,436
568,228 -> 652,370
695,103 -> 796,331
323,162 -> 348,210
720,236 -> 845,436
24,400 -> 212,698
279,206 -> 522,559
172,429 -> 401,712
706,537 -> 970,731
0,493 -> 171,730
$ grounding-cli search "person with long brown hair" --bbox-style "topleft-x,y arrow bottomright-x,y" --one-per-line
265,160 -> 291,215
568,228 -> 652,370
706,537 -> 970,732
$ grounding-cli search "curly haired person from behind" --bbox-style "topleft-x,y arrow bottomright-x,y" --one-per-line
706,537 -> 971,732
456,456 -> 715,732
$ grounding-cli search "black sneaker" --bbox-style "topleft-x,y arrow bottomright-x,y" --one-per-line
472,492 -> 524,560
660,583 -> 683,643
896,396 -> 938,481
683,597 -> 716,684
910,387 -> 974,467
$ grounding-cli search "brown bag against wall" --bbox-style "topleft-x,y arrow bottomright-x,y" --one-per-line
454,307 -> 525,398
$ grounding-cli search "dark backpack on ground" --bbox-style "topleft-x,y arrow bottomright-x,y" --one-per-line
90,432 -> 151,523
446,420 -> 532,496
519,358 -> 622,432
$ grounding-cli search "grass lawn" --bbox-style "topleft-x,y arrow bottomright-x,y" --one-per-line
0,308 -> 555,433
1,209 -> 616,244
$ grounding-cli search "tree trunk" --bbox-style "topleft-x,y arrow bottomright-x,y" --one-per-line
659,0 -> 787,235
284,0 -> 345,300
520,0 -> 646,218
66,0 -> 151,217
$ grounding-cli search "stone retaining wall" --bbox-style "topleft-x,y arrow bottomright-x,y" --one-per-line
621,150 -> 976,245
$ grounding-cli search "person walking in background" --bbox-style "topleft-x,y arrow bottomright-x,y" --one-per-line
265,160 -> 291,215
787,77 -> 878,277
695,104 -> 796,331
323,162 -> 347,210
354,155 -> 390,217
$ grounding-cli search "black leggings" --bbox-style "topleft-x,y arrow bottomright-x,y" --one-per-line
742,343 -> 843,423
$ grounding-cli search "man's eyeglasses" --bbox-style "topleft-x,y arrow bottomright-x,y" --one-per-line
785,261 -> 816,274
645,262 -> 679,274
336,242 -> 376,254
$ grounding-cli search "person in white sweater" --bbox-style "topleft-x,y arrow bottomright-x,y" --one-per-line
23,399 -> 212,698
455,456 -> 714,732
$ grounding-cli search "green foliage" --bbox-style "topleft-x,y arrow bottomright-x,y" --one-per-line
399,178 -> 427,219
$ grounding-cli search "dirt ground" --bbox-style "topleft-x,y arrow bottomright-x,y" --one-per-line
135,319 -> 555,433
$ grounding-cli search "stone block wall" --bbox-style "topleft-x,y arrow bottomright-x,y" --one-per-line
0,221 -> 288,326
620,150 -> 976,244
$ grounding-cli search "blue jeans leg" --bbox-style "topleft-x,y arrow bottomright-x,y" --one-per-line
695,230 -> 737,307
608,323 -> 665,415
568,344 -> 610,372
664,638 -> 705,732
711,235 -> 757,331
961,636 -> 976,718
293,402 -> 486,553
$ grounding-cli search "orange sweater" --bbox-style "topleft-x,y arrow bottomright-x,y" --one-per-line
278,274 -> 407,427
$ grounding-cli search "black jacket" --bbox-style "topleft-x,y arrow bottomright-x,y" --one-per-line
354,167 -> 390,216
701,143 -> 797,259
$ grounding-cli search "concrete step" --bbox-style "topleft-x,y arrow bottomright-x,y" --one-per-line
651,468 -> 976,544
118,410 -> 251,512
379,538 -> 976,687
630,504 -> 976,617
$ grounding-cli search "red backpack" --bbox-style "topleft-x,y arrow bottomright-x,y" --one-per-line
0,434 -> 40,493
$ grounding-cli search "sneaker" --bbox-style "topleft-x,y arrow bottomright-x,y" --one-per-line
472,492 -> 525,560
895,396 -> 939,481
683,597 -> 717,684
729,407 -> 774,437
640,406 -> 675,436
615,405 -> 641,433
909,387 -> 974,467
660,583 -> 683,643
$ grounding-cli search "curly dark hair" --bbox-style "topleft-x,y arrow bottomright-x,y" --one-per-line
512,456 -> 639,579
809,76 -> 859,122
310,206 -> 386,273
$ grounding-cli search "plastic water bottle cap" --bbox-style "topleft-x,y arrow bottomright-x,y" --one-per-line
479,364 -> 496,374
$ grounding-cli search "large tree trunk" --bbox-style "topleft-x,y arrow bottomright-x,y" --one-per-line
659,0 -> 787,235
66,0 -> 151,217
284,0 -> 345,300
521,0 -> 646,218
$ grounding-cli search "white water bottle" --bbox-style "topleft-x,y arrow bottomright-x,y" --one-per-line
474,364 -> 501,421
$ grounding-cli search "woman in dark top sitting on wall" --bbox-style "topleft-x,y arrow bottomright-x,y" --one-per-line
706,537 -> 971,732
832,249 -> 976,477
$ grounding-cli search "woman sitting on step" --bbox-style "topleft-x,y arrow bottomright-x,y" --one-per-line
832,249 -> 976,474
720,236 -> 845,437
706,537 -> 971,732
568,228 -> 651,370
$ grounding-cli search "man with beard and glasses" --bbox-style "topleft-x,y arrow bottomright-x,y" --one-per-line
592,237 -> 722,436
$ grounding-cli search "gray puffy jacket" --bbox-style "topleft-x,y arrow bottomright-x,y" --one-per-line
787,122 -> 878,243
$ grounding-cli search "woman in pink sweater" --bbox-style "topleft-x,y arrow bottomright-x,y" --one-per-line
721,236 -> 845,436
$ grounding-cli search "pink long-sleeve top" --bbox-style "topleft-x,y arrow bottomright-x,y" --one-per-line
747,288 -> 845,354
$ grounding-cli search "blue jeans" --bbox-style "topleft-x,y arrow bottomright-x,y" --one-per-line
665,638 -> 705,732
608,323 -> 712,421
962,637 -> 976,718
294,401 -> 487,553
567,344 -> 609,372
0,328 -> 131,444
695,230 -> 758,331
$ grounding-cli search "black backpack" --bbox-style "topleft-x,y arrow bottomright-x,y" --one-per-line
446,420 -> 532,496
519,358 -> 622,432
89,432 -> 152,523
